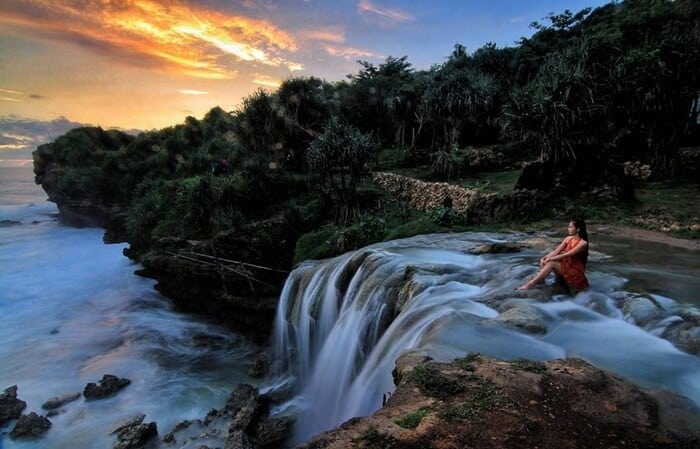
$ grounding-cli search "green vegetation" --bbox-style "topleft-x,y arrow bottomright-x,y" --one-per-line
437,378 -> 503,421
510,359 -> 548,374
455,353 -> 481,372
33,0 -> 700,281
395,408 -> 431,429
409,364 -> 464,400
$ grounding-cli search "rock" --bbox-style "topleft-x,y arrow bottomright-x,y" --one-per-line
41,392 -> 81,410
294,355 -> 700,449
250,416 -> 293,446
84,374 -> 131,400
224,430 -> 255,449
248,352 -> 270,378
0,385 -> 26,427
0,220 -> 21,227
621,296 -> 665,327
110,414 -> 158,449
9,412 -> 51,439
162,419 -> 200,444
662,321 -> 700,356
691,224 -> 700,232
225,384 -> 267,433
489,302 -> 547,334
468,243 -> 522,255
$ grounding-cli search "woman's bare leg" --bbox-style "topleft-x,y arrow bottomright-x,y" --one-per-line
519,261 -> 561,290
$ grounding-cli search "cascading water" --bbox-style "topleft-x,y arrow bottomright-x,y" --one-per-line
272,233 -> 700,444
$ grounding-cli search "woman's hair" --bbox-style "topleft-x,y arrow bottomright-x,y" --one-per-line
571,218 -> 589,266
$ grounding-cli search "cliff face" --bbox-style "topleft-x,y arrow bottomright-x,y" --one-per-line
295,354 -> 700,449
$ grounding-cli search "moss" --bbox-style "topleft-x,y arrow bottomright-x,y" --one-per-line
395,408 -> 431,429
360,426 -> 397,449
293,227 -> 338,264
409,364 -> 464,400
454,353 -> 481,372
437,378 -> 503,422
510,358 -> 548,374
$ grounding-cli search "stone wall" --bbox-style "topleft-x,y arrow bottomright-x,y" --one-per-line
372,172 -> 546,223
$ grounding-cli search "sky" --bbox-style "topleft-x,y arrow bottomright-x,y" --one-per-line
0,0 -> 610,158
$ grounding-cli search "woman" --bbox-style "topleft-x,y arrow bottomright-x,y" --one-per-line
519,219 -> 590,291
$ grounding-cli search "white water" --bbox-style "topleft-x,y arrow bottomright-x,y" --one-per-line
0,167 -> 260,449
273,232 -> 700,444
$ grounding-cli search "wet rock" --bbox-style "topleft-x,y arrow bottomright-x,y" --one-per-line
110,414 -> 158,449
250,416 -> 293,446
662,321 -> 700,356
0,385 -> 26,427
225,385 -> 268,433
0,220 -> 21,227
84,374 -> 131,400
489,302 -> 547,334
248,352 -> 270,378
162,419 -> 200,444
621,295 -> 665,327
468,243 -> 522,255
41,392 -> 81,410
9,412 -> 51,440
224,430 -> 255,449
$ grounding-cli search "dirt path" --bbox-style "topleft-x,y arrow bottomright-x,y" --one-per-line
590,223 -> 700,250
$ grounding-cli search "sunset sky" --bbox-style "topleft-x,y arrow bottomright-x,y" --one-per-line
0,0 -> 607,148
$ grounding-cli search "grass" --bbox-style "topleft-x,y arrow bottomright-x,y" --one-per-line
409,364 -> 464,400
395,408 -> 431,429
437,378 -> 503,422
454,353 -> 481,372
510,358 -> 548,374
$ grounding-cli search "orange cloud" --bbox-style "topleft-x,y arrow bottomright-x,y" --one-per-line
301,28 -> 347,44
0,88 -> 24,95
358,0 -> 415,24
253,76 -> 281,88
0,0 -> 302,79
323,45 -> 383,60
180,89 -> 208,95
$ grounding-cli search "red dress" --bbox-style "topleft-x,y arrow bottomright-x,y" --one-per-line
558,238 -> 589,291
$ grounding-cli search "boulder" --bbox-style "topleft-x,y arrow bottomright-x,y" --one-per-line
248,352 -> 270,378
110,414 -> 158,449
9,412 -> 51,440
468,243 -> 522,255
41,392 -> 81,410
0,385 -> 26,427
225,384 -> 267,433
489,302 -> 547,334
84,374 -> 131,400
250,416 -> 293,446
224,430 -> 255,449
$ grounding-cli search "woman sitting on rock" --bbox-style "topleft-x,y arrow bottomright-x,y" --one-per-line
519,219 -> 590,291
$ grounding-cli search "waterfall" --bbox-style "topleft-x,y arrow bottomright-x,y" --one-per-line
272,236 -> 506,442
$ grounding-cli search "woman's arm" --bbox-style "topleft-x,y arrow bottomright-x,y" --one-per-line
548,240 -> 588,262
541,238 -> 569,265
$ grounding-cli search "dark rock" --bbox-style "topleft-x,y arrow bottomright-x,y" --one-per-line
662,321 -> 700,356
41,392 -> 81,410
224,430 -> 255,449
225,385 -> 267,433
84,374 -> 131,400
248,353 -> 270,378
0,220 -> 21,227
9,412 -> 51,440
0,385 -> 26,427
110,414 -> 158,449
162,419 -> 200,444
468,243 -> 522,255
250,416 -> 293,447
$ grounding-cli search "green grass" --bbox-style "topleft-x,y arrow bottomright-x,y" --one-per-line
510,358 -> 548,374
395,408 -> 431,429
409,364 -> 464,400
458,169 -> 520,194
454,353 -> 481,372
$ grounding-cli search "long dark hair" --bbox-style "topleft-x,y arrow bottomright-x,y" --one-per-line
571,218 -> 589,266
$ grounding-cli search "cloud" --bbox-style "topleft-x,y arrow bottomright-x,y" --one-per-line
0,88 -> 23,95
0,115 -> 87,153
0,0 -> 303,79
358,0 -> 415,24
29,94 -> 44,99
509,16 -> 525,24
323,45 -> 383,61
253,76 -> 281,89
180,89 -> 208,95
0,97 -> 22,102
300,28 -> 346,44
